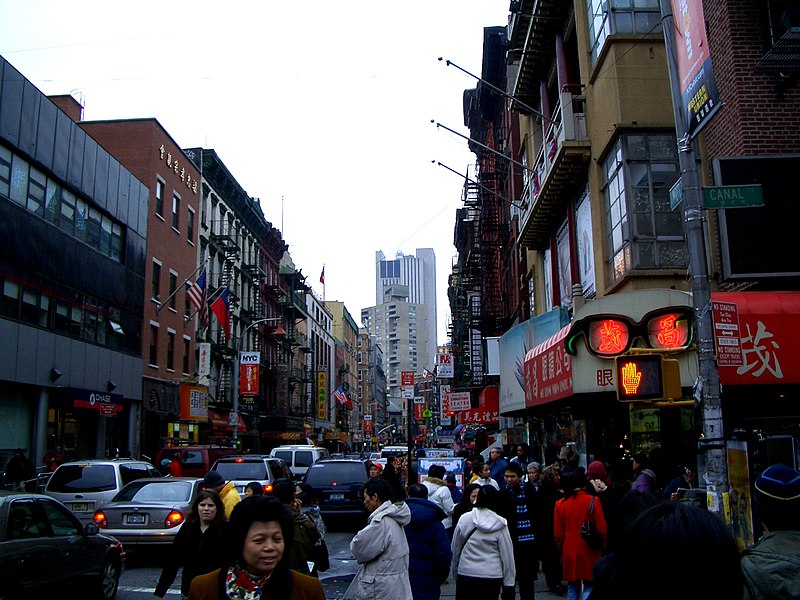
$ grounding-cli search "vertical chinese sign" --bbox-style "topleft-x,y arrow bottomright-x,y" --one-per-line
401,371 -> 415,399
317,372 -> 327,421
239,352 -> 260,396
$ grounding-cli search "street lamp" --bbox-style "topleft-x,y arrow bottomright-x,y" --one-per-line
231,317 -> 282,446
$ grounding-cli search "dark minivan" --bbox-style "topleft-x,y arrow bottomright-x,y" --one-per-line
303,459 -> 370,519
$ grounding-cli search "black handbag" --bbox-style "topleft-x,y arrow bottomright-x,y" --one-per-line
580,496 -> 603,549
309,539 -> 330,572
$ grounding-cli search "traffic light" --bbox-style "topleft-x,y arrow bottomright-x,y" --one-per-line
614,354 -> 681,402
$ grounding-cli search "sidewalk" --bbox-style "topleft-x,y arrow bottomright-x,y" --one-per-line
440,577 -> 563,599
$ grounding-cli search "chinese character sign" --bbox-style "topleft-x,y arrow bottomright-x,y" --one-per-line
239,352 -> 260,396
524,327 -> 572,408
179,384 -> 208,421
317,372 -> 327,421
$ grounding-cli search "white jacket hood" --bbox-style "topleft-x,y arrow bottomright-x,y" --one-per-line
465,506 -> 507,534
369,500 -> 412,527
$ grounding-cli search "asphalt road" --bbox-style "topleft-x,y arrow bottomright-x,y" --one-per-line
115,522 -> 361,599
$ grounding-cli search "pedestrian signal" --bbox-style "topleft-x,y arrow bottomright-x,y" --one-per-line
615,354 -> 681,402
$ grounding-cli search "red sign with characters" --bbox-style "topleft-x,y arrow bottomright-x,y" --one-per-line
713,292 -> 800,385
524,326 -> 572,407
458,387 -> 499,425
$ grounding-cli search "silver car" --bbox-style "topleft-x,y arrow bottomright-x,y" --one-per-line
44,459 -> 162,524
91,477 -> 203,546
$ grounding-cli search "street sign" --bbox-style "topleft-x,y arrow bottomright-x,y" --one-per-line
702,184 -> 764,209
712,301 -> 744,366
669,179 -> 684,210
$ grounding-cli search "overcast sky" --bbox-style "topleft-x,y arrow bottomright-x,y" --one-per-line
0,1 -> 510,344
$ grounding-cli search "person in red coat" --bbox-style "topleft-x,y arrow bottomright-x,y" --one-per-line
554,468 -> 607,600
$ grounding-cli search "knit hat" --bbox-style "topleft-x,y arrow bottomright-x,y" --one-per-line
587,460 -> 608,483
202,470 -> 225,488
755,464 -> 800,503
445,473 -> 457,485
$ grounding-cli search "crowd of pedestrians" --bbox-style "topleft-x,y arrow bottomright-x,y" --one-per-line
144,448 -> 800,600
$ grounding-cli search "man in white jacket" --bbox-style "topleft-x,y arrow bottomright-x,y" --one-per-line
346,478 -> 413,600
451,485 -> 516,600
423,464 -> 456,533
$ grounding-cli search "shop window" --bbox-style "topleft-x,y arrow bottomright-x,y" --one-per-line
1,279 -> 20,318
166,330 -> 175,371
149,324 -> 159,366
603,133 -> 685,286
0,145 -> 11,198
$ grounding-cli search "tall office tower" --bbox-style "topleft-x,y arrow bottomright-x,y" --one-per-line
362,249 -> 437,408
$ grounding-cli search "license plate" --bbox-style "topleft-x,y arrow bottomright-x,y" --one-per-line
70,503 -> 89,512
125,513 -> 146,525
330,493 -> 344,501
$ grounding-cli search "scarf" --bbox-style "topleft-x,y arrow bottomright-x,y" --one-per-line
224,564 -> 292,600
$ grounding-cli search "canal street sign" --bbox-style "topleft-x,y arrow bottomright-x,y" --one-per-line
669,179 -> 684,211
702,184 -> 764,209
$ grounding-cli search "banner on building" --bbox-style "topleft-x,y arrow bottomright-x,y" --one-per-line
436,353 -> 454,378
402,371 -> 415,399
317,372 -> 327,421
239,352 -> 260,396
197,342 -> 211,382
446,391 -> 471,412
670,0 -> 721,139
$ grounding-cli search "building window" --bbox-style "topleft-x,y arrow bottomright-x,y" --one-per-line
149,323 -> 159,366
603,133 -> 685,286
166,330 -> 175,371
26,167 -> 46,217
168,272 -> 177,310
587,0 -> 663,64
187,207 -> 195,244
0,145 -> 11,197
172,194 -> 180,230
155,179 -> 164,217
152,261 -> 161,301
182,336 -> 191,374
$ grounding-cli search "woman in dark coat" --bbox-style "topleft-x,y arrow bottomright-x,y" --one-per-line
155,489 -> 229,598
452,483 -> 481,528
404,484 -> 452,600
536,463 -> 565,595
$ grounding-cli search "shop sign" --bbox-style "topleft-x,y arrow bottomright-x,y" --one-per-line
713,292 -> 800,385
66,387 -> 124,413
524,326 -> 572,407
179,384 -> 209,421
446,391 -> 471,411
436,353 -> 454,378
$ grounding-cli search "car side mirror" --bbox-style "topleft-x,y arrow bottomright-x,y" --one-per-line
84,522 -> 100,536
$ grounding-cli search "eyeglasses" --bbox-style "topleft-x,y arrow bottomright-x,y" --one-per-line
565,306 -> 694,358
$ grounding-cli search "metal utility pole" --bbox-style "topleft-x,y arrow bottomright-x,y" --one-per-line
660,0 -> 728,513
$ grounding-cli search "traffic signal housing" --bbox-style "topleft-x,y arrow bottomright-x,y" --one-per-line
614,353 -> 682,402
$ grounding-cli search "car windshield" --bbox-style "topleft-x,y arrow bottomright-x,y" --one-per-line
113,480 -> 193,502
46,464 -> 117,492
214,461 -> 268,480
306,462 -> 367,486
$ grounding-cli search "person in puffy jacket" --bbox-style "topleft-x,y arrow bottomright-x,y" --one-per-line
451,485 -> 516,600
345,478 -> 413,600
404,484 -> 452,600
422,464 -> 456,533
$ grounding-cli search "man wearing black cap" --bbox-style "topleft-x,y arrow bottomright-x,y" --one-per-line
741,463 -> 800,599
202,470 -> 241,520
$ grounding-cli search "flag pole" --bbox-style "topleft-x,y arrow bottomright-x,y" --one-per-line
156,261 -> 205,314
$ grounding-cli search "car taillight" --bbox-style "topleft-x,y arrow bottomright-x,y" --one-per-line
263,484 -> 273,493
165,511 -> 184,529
93,512 -> 108,528
235,458 -> 245,463
332,481 -> 337,487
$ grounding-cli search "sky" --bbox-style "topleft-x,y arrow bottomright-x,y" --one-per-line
0,0 -> 510,344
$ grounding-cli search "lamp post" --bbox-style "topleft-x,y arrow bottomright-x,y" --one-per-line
231,317 -> 283,446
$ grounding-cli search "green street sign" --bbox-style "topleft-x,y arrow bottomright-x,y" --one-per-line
669,179 -> 684,211
702,184 -> 764,209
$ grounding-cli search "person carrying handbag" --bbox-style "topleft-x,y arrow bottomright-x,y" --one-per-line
554,468 -> 607,600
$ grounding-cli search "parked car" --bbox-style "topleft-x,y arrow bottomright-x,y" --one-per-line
209,456 -> 293,496
303,458 -> 371,519
0,490 -> 124,599
91,477 -> 204,547
44,459 -> 161,523
153,446 -> 239,478
268,445 -> 330,481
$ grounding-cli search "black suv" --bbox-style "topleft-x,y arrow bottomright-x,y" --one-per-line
303,459 -> 370,518
209,456 -> 293,496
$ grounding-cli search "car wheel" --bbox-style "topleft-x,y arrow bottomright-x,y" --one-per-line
96,558 -> 120,600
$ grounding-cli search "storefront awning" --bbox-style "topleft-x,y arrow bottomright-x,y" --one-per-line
524,325 -> 573,408
713,291 -> 800,385
207,409 -> 247,432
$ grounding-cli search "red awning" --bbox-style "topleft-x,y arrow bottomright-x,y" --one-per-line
207,409 -> 247,432
523,325 -> 573,408
712,291 -> 800,385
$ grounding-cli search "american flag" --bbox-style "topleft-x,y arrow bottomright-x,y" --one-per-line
187,270 -> 208,327
334,386 -> 353,410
